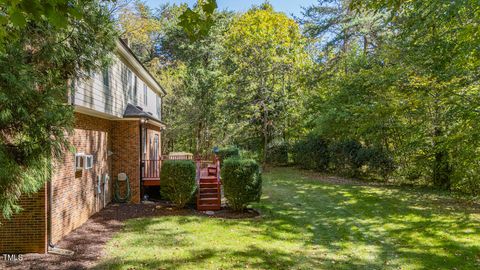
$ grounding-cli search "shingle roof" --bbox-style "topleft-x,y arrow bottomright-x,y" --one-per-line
123,103 -> 165,125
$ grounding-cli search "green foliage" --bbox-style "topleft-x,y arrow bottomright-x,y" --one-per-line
221,158 -> 262,211
266,141 -> 289,166
329,140 -> 364,178
0,0 -> 117,219
160,160 -> 196,208
356,147 -> 396,179
118,0 -> 479,195
117,3 -> 231,154
178,0 -> 217,41
292,135 -> 330,171
0,0 -> 90,39
292,134 -> 395,179
217,146 -> 240,162
223,4 -> 311,162
301,0 -> 480,193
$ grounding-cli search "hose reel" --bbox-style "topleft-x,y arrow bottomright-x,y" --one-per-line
114,173 -> 131,203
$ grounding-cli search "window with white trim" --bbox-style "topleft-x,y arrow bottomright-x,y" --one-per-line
75,153 -> 84,171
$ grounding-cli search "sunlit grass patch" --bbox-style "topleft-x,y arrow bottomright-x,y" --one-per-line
97,167 -> 480,270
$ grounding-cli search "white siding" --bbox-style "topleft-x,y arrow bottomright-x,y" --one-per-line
74,55 -> 162,120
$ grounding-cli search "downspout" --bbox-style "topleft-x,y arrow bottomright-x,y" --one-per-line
46,78 -> 75,255
140,119 -> 145,201
47,175 -> 73,255
47,177 -> 55,250
47,78 -> 72,250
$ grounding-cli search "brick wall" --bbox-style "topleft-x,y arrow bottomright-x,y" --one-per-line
50,113 -> 113,244
0,186 -> 47,254
0,113 -> 147,253
112,120 -> 141,203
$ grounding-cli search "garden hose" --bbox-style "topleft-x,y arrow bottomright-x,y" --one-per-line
114,175 -> 131,203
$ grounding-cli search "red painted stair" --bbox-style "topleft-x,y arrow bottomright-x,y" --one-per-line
197,160 -> 221,211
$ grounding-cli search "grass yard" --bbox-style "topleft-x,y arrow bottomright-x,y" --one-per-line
96,167 -> 480,269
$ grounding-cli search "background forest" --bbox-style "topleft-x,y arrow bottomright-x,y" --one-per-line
1,0 -> 478,218
117,0 -> 480,195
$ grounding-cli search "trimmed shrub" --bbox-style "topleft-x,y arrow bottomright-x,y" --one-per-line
160,160 -> 196,208
291,133 -> 396,179
266,141 -> 288,165
222,158 -> 262,211
292,135 -> 330,171
217,146 -> 240,162
330,140 -> 363,177
356,147 -> 395,179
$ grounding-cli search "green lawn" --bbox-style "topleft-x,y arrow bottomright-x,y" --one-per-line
96,167 -> 480,269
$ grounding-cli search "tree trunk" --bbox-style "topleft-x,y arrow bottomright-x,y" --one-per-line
432,127 -> 451,190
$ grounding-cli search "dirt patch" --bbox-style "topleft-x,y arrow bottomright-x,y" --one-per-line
0,202 -> 259,270
300,170 -> 389,186
199,208 -> 261,219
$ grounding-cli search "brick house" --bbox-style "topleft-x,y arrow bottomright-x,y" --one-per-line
0,39 -> 166,254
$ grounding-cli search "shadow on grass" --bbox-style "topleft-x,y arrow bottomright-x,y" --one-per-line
95,167 -> 480,269
253,168 -> 480,269
93,248 -> 217,270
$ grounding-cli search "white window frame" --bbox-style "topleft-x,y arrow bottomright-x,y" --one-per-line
84,155 -> 94,170
75,153 -> 85,171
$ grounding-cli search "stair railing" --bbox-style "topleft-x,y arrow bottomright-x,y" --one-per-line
195,157 -> 201,185
215,155 -> 221,184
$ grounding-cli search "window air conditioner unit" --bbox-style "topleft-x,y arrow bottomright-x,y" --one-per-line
84,155 -> 94,170
75,153 -> 85,171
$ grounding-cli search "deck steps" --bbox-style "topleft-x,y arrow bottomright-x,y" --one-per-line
197,163 -> 221,211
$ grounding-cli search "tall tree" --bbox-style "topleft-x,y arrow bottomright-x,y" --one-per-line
302,0 -> 480,192
118,1 -> 230,154
161,6 -> 231,154
0,1 -> 117,219
223,4 -> 310,162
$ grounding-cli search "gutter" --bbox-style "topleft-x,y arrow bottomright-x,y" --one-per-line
46,169 -> 74,256
47,178 -> 54,249
139,118 -> 143,201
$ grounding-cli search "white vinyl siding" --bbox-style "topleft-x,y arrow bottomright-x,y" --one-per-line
74,55 -> 162,120
143,84 -> 148,105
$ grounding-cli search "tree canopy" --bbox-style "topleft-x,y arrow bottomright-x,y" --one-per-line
0,0 -> 117,219
116,0 -> 479,194
2,0 -> 478,221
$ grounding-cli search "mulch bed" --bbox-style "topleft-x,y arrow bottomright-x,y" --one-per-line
1,201 -> 259,270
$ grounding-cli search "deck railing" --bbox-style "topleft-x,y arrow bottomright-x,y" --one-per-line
161,154 -> 194,161
142,160 -> 161,180
142,154 -> 218,182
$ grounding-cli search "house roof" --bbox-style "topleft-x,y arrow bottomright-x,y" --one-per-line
123,103 -> 165,126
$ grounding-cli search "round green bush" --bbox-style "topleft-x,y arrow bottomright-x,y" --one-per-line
160,160 -> 196,208
292,135 -> 330,171
221,158 -> 262,211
